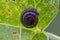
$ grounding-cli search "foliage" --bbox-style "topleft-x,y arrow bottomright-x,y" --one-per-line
0,0 -> 59,40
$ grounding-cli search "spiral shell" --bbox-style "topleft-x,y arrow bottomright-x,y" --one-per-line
21,8 -> 38,28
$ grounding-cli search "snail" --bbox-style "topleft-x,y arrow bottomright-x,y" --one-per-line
21,8 -> 38,28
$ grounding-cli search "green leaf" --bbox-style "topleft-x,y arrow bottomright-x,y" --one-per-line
32,33 -> 47,40
0,24 -> 48,40
0,24 -> 19,40
44,31 -> 60,40
0,0 -> 59,40
0,0 -> 59,29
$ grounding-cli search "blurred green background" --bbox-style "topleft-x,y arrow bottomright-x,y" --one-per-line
45,0 -> 60,37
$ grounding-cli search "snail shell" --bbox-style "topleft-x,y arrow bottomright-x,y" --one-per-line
21,8 -> 38,28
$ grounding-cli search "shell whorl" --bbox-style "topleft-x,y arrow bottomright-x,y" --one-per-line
21,8 -> 38,28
